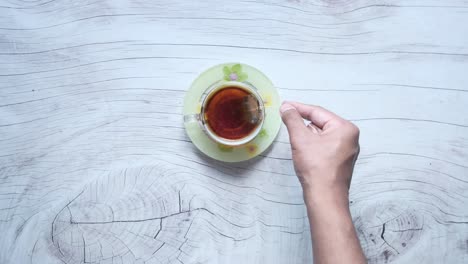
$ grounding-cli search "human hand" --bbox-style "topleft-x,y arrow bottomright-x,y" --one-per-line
280,101 -> 360,200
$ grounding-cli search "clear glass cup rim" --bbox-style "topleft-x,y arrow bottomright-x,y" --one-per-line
200,81 -> 265,146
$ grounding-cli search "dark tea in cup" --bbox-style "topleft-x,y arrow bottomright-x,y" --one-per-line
201,82 -> 264,146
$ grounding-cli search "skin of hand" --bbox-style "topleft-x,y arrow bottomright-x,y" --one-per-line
280,101 -> 360,197
280,101 -> 366,264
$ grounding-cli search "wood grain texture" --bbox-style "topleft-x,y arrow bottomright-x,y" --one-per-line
1,0 -> 467,263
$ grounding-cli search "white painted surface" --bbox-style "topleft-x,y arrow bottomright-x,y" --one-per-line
1,0 -> 467,263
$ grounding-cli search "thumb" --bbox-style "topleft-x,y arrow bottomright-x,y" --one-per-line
280,103 -> 309,145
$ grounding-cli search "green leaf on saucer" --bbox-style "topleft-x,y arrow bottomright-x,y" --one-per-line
232,64 -> 242,74
223,66 -> 230,76
223,66 -> 231,80
238,72 -> 248,82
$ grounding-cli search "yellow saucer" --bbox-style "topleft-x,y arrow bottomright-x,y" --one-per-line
183,63 -> 281,162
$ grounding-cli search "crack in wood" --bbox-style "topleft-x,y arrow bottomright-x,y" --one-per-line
71,207 -> 215,225
30,239 -> 38,264
82,234 -> 87,263
388,227 -> 424,232
178,190 -> 181,213
380,223 -> 400,254
154,220 -> 163,239
152,242 -> 165,255
51,190 -> 84,244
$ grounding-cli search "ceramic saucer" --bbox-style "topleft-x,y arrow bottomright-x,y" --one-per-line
183,63 -> 281,162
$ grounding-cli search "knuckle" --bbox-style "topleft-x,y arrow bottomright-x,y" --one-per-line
353,144 -> 361,156
335,118 -> 346,126
346,122 -> 360,137
334,119 -> 349,130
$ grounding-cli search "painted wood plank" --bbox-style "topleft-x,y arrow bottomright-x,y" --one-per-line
0,0 -> 467,263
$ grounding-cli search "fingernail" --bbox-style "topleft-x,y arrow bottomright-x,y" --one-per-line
280,103 -> 296,114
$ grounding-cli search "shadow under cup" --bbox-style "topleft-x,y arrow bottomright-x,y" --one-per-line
200,81 -> 265,146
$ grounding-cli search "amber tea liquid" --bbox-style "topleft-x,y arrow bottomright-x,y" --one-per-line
203,86 -> 261,140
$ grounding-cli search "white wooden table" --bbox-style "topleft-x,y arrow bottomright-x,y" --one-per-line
1,1 -> 467,263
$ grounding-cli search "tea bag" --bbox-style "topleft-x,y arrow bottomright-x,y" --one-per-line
242,94 -> 262,124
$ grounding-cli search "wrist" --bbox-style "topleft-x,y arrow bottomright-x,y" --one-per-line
300,168 -> 350,199
303,185 -> 349,211
300,172 -> 350,212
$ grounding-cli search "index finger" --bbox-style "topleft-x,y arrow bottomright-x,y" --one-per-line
286,101 -> 343,129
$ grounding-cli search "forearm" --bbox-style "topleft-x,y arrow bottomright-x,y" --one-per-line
303,185 -> 366,264
280,102 -> 365,262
